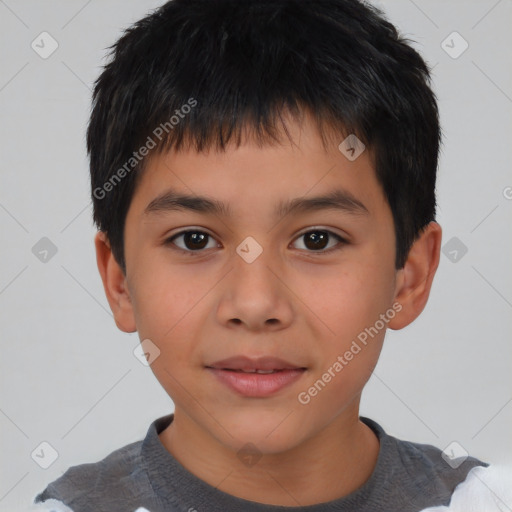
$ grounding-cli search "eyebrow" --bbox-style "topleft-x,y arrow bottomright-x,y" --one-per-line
144,187 -> 369,218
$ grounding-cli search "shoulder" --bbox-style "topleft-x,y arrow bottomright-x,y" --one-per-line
33,439 -> 155,511
394,434 -> 485,487
362,417 -> 488,509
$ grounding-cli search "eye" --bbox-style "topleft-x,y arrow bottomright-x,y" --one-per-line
166,230 -> 220,252
291,229 -> 347,253
165,228 -> 347,255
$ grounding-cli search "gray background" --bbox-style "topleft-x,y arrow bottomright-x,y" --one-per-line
1,0 -> 511,509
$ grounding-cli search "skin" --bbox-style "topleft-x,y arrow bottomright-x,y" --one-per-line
95,112 -> 442,506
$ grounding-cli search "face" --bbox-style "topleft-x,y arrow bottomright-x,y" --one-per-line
119,116 -> 403,455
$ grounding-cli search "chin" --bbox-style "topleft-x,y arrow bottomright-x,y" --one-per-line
212,410 -> 310,455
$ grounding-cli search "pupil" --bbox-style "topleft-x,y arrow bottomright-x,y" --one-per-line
305,231 -> 328,250
185,232 -> 208,250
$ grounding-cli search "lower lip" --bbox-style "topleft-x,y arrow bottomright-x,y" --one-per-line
207,368 -> 306,397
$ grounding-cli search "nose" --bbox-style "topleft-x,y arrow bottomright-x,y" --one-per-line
215,241 -> 294,332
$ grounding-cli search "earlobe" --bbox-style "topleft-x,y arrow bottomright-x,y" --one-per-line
94,232 -> 137,333
388,221 -> 442,330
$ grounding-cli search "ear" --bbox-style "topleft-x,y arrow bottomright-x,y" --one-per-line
388,221 -> 442,330
94,231 -> 137,333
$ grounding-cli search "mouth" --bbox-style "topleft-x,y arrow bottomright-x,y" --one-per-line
205,356 -> 307,397
206,355 -> 306,372
215,368 -> 289,374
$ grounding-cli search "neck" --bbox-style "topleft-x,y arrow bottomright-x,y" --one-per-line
158,406 -> 380,506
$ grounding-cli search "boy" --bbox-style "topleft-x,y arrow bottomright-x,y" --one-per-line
33,0 -> 496,510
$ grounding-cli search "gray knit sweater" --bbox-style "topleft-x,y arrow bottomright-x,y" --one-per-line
34,415 -> 486,512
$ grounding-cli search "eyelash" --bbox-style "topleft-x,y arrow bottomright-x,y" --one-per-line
164,228 -> 348,256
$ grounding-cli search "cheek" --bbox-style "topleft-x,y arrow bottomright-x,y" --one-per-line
295,261 -> 394,413
299,260 -> 395,343
129,255 -> 230,359
131,267 -> 203,393
129,255 -> 201,336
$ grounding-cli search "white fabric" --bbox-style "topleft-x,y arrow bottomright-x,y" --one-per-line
420,464 -> 512,512
27,499 -> 154,512
29,465 -> 512,512
27,498 -> 74,511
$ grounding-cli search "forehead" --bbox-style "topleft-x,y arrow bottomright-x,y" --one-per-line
129,113 -> 386,221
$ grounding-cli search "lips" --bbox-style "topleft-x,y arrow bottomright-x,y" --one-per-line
206,356 -> 307,397
206,355 -> 305,372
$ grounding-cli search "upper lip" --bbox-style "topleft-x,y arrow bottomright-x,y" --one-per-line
206,356 -> 306,371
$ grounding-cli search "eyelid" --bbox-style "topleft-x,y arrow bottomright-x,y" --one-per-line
294,226 -> 349,241
166,226 -> 217,239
